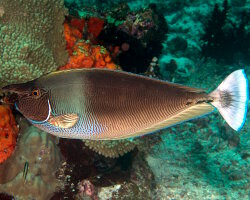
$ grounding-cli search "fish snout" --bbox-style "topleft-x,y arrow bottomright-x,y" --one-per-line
2,83 -> 30,95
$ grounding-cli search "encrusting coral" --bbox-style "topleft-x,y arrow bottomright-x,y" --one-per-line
84,139 -> 137,158
98,3 -> 168,73
201,0 -> 250,64
0,0 -> 68,88
87,17 -> 105,41
60,40 -> 118,70
0,125 -> 62,200
0,105 -> 19,164
60,18 -> 118,70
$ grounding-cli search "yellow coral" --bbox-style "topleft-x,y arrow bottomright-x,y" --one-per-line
84,139 -> 137,158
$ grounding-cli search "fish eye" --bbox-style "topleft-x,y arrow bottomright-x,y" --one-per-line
31,89 -> 40,97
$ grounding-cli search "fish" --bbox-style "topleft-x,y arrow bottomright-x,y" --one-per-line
2,68 -> 249,140
23,161 -> 29,183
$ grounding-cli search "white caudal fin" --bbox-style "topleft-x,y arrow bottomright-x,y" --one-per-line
209,69 -> 249,131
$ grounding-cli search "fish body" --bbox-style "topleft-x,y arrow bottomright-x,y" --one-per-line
2,69 -> 248,140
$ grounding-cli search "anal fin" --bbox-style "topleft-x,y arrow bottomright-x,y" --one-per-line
118,103 -> 215,139
159,103 -> 215,128
48,113 -> 79,129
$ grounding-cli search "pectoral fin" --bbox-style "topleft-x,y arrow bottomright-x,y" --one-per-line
48,113 -> 79,129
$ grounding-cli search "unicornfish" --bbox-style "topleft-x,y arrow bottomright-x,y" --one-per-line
2,69 -> 249,140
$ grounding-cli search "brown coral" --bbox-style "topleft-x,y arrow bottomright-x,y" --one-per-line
0,0 -> 68,88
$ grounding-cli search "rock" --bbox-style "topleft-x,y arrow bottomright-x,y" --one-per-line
167,36 -> 188,53
0,124 -> 62,200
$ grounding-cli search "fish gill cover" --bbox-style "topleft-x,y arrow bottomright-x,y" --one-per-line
0,0 -> 249,200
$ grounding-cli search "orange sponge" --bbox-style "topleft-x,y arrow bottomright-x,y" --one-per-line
0,105 -> 19,164
87,17 -> 105,39
60,40 -> 118,70
60,18 -> 119,70
64,22 -> 83,55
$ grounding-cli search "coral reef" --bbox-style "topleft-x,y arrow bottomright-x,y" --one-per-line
76,179 -> 98,200
64,17 -> 105,51
65,0 -> 100,18
106,3 -> 130,25
60,40 -> 118,70
52,139 -> 133,199
0,0 -> 68,88
201,0 -> 250,63
84,139 -> 137,158
144,56 -> 163,78
60,19 -> 118,70
63,3 -> 168,73
0,123 -> 62,200
52,138 -> 154,200
0,193 -> 14,200
0,105 -> 19,164
98,152 -> 155,199
64,20 -> 83,54
87,17 -> 105,40
98,3 -> 168,73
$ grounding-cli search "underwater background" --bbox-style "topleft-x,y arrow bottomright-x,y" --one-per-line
0,0 -> 249,199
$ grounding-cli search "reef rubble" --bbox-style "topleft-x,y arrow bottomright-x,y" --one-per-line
0,121 -> 62,200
